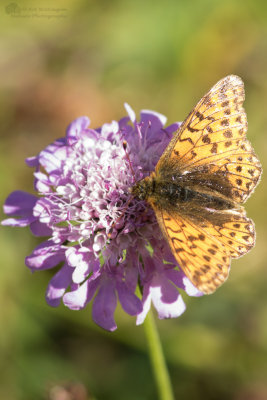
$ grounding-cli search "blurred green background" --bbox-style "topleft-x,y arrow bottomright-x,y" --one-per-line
0,1 -> 267,399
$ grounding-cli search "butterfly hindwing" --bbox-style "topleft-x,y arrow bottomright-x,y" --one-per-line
155,208 -> 230,294
153,206 -> 256,293
209,214 -> 255,258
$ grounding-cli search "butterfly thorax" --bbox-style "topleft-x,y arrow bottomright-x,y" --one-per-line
131,176 -> 155,201
132,173 -> 236,211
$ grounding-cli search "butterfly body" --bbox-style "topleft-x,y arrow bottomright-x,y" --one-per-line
132,171 -> 237,212
131,76 -> 262,294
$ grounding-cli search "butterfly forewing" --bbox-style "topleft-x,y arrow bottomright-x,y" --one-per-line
156,75 -> 262,204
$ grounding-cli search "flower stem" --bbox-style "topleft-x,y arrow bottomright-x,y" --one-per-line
143,310 -> 175,400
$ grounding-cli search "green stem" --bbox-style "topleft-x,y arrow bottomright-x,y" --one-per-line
143,309 -> 175,400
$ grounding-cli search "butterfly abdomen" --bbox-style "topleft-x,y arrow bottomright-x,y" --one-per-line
150,177 -> 234,209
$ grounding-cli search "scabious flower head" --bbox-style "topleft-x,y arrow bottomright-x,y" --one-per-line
2,104 -> 201,331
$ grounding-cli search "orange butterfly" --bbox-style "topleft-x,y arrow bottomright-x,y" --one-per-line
132,75 -> 262,294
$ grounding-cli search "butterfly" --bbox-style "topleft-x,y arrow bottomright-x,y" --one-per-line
131,75 -> 262,294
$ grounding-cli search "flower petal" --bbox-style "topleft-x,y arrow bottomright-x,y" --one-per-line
66,116 -> 90,140
3,190 -> 37,218
166,269 -> 203,297
25,156 -> 39,167
25,240 -> 66,271
183,276 -> 203,297
65,247 -> 100,284
164,122 -> 181,134
140,109 -> 167,132
46,264 -> 74,307
1,217 -> 33,227
30,220 -> 52,237
116,282 -> 142,316
63,272 -> 101,310
38,139 -> 67,173
151,286 -> 186,319
124,103 -> 136,123
136,287 -> 152,325
92,280 -> 117,331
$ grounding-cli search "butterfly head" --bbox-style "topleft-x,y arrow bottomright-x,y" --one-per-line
131,176 -> 154,201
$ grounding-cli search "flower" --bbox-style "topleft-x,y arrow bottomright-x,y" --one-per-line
2,104 -> 201,331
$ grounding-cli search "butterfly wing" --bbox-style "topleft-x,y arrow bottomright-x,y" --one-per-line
154,207 -> 255,294
155,208 -> 230,294
156,75 -> 262,203
204,213 -> 255,258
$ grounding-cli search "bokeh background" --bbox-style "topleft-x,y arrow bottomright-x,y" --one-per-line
0,1 -> 267,399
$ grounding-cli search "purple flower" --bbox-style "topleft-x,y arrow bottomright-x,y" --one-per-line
2,104 -> 201,331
